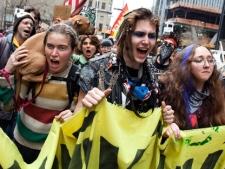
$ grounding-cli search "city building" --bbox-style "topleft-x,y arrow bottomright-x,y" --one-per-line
151,0 -> 224,46
84,0 -> 112,38
0,0 -> 65,29
0,0 -> 112,38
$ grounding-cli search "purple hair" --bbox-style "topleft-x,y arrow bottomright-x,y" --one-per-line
181,44 -> 195,128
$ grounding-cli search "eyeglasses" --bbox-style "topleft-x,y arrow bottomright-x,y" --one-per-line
192,58 -> 215,66
21,21 -> 34,27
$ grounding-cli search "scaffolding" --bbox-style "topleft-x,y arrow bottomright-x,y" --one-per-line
153,0 -> 224,37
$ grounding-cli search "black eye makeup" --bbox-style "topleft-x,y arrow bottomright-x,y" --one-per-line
132,31 -> 156,39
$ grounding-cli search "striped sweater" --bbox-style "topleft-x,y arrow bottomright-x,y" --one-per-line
0,62 -> 78,150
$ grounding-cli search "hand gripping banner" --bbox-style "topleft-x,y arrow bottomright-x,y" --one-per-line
159,126 -> 225,169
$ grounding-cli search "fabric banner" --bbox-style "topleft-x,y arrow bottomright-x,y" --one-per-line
0,99 -> 162,168
159,126 -> 225,169
0,99 -> 225,168
110,4 -> 129,38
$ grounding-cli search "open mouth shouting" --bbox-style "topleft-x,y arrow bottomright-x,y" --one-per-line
23,29 -> 31,36
50,59 -> 60,69
137,48 -> 148,59
85,49 -> 93,58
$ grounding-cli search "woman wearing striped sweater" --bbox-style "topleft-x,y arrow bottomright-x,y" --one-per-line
0,24 -> 79,163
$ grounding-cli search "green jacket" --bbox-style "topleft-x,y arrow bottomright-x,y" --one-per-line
71,54 -> 87,68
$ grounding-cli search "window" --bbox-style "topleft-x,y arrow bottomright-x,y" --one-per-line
102,2 -> 106,9
88,0 -> 92,6
95,1 -> 99,8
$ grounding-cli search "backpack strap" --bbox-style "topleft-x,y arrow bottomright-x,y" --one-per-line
18,61 -> 49,108
0,37 -> 7,55
0,37 -> 8,68
27,64 -> 79,105
67,64 -> 80,104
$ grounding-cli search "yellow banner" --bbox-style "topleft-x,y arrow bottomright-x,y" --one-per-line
1,99 -> 225,168
159,126 -> 225,169
0,99 -> 162,168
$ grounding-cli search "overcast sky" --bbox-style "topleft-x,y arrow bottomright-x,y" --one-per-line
110,0 -> 153,26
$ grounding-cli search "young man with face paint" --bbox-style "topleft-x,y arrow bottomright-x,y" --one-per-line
74,8 -> 174,124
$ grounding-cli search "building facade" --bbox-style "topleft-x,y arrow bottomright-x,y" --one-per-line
84,0 -> 112,38
0,0 -> 112,38
151,0 -> 224,46
0,0 -> 65,29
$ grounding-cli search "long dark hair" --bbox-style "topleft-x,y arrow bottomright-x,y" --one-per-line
116,8 -> 160,59
159,44 -> 225,129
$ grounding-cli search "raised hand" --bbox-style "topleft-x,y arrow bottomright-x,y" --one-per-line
161,101 -> 174,125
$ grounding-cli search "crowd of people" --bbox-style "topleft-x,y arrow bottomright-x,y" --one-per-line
0,6 -> 225,165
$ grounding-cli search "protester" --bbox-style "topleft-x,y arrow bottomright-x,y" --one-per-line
71,35 -> 101,68
35,25 -> 41,33
100,38 -> 113,54
153,32 -> 181,79
25,7 -> 41,27
0,24 -> 79,163
159,44 -> 225,140
74,8 -> 174,124
0,11 -> 35,140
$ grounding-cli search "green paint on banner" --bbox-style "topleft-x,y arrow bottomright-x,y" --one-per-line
212,126 -> 219,133
185,135 -> 212,146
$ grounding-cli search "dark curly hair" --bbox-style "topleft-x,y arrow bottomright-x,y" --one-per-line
78,35 -> 101,54
25,7 -> 41,22
162,31 -> 181,48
